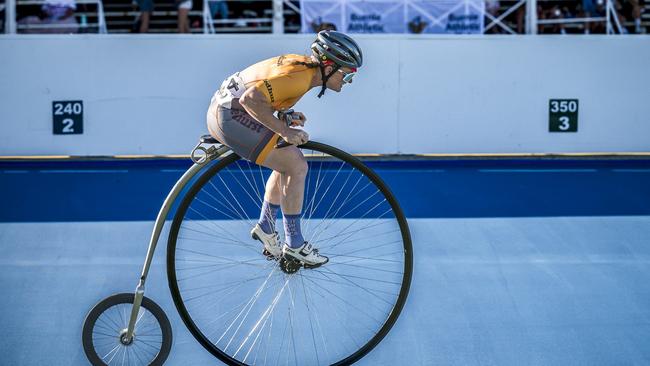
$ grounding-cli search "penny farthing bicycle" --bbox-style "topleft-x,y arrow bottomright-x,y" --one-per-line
82,113 -> 413,366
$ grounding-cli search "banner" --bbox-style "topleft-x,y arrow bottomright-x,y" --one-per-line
300,0 -> 485,34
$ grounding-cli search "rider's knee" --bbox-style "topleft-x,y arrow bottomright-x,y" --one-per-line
291,157 -> 308,178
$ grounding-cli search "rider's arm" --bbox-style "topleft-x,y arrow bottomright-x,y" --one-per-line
239,87 -> 289,136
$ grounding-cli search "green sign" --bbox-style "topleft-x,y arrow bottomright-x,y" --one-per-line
549,99 -> 578,132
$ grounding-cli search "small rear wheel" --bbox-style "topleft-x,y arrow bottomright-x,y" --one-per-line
82,293 -> 173,366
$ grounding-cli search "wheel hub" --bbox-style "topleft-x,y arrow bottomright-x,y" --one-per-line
119,329 -> 134,346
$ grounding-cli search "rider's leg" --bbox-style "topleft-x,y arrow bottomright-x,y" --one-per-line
264,171 -> 282,203
260,146 -> 328,267
257,171 -> 281,234
260,147 -> 306,215
259,146 -> 308,248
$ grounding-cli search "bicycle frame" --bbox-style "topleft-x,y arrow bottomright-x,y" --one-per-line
123,137 -> 232,342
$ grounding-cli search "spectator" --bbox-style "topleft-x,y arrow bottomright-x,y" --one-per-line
485,0 -> 499,18
538,2 -> 567,34
408,15 -> 427,34
581,0 -> 598,33
516,4 -> 525,33
483,0 -> 500,33
625,0 -> 643,33
582,0 -> 631,34
209,0 -> 229,23
133,0 -> 153,33
1,2 -> 5,33
310,17 -> 336,32
176,0 -> 191,33
234,9 -> 259,28
18,0 -> 78,33
610,0 -> 624,33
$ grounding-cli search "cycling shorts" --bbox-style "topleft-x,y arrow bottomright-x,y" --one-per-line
207,98 -> 279,165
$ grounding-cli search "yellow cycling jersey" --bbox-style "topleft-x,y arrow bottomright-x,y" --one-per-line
242,54 -> 316,111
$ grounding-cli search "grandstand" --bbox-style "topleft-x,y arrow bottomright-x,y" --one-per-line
100,0 -> 301,34
487,0 -> 649,34
4,0 -> 649,34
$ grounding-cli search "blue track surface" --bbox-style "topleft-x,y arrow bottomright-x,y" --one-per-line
1,157 -> 650,365
1,158 -> 649,222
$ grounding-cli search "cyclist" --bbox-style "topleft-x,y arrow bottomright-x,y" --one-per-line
206,30 -> 362,268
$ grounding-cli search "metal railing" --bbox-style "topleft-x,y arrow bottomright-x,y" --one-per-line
484,0 -> 525,34
202,0 -> 297,33
3,0 -> 635,34
534,0 -> 623,34
484,0 -> 624,34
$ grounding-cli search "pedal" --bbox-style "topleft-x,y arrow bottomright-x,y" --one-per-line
303,262 -> 325,269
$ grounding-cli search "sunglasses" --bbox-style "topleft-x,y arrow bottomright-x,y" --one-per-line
337,69 -> 357,84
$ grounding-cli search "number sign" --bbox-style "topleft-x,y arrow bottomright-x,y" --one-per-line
53,101 -> 83,134
549,99 -> 578,132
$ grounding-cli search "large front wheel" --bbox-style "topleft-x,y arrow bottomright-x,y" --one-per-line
167,141 -> 412,365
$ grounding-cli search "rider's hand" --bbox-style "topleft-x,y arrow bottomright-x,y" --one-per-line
281,128 -> 309,145
290,112 -> 307,127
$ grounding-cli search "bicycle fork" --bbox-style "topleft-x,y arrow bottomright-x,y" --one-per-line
123,138 -> 230,342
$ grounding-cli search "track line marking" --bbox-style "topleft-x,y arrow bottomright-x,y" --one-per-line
612,169 -> 650,173
478,169 -> 598,173
38,170 -> 129,174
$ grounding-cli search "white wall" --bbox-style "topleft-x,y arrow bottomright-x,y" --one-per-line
1,35 -> 649,156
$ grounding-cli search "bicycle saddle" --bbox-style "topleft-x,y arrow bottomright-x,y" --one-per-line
200,134 -> 220,144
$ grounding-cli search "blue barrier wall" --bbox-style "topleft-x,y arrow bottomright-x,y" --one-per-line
2,158 -> 649,222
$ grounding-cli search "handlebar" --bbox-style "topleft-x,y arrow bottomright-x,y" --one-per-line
275,109 -> 295,149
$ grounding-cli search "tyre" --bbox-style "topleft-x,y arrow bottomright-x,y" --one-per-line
82,293 -> 173,366
167,141 -> 412,365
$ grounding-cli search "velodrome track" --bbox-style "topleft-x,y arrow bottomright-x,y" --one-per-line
1,157 -> 649,365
